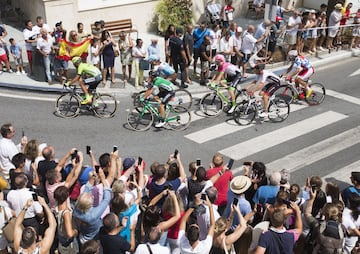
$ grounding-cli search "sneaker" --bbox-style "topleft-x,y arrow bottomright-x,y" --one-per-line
8,69 -> 13,73
155,120 -> 165,128
81,96 -> 93,105
21,70 -> 26,75
306,88 -> 313,98
258,111 -> 268,118
228,105 -> 236,114
319,46 -> 326,51
180,83 -> 188,89
16,71 -> 20,75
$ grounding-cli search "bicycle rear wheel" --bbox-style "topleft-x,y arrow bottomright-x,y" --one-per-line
305,83 -> 325,105
165,106 -> 191,131
127,108 -> 154,131
93,94 -> 117,118
273,85 -> 295,104
55,93 -> 81,118
268,98 -> 290,122
175,88 -> 193,110
233,101 -> 256,125
200,93 -> 223,117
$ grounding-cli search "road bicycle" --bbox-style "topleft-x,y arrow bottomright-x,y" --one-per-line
273,79 -> 326,105
233,90 -> 290,125
199,81 -> 247,117
127,98 -> 191,131
55,85 -> 117,118
133,88 -> 193,110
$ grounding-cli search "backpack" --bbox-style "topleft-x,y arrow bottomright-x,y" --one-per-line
312,220 -> 344,254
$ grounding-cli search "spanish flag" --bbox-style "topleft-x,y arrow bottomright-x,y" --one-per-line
57,38 -> 90,61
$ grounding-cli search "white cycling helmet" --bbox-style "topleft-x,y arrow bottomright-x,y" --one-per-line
288,50 -> 298,59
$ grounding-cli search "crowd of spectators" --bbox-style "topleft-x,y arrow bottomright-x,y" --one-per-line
0,122 -> 359,254
0,1 -> 359,89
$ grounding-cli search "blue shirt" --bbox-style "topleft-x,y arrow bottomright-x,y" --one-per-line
73,183 -> 112,242
252,185 -> 279,206
148,44 -> 160,59
193,28 -> 210,49
10,44 -> 21,57
223,190 -> 252,230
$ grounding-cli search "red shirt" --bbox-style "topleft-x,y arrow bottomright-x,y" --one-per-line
164,211 -> 185,239
206,166 -> 233,207
340,9 -> 351,25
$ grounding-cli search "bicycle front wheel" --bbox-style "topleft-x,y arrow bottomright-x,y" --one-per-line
127,108 -> 154,131
175,88 -> 193,110
55,93 -> 81,118
268,98 -> 290,122
165,105 -> 191,131
273,85 -> 295,104
233,101 -> 256,125
305,83 -> 325,105
200,93 -> 223,117
93,94 -> 117,118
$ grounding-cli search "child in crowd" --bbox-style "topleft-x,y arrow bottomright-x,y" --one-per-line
9,38 -> 26,75
0,37 -> 12,74
90,38 -> 100,68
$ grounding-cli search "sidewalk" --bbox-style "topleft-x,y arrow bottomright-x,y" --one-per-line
1,16 -> 359,99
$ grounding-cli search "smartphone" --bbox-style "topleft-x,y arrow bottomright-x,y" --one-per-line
232,197 -> 239,206
32,193 -> 38,201
201,193 -> 207,200
138,156 -> 143,166
311,184 -> 317,192
95,165 -> 100,174
129,174 -> 134,182
227,159 -> 234,169
71,150 -> 78,160
86,146 -> 91,155
113,145 -> 118,153
196,159 -> 201,167
174,149 -> 179,159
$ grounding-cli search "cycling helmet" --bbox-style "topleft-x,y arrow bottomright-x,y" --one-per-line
148,70 -> 158,78
72,56 -> 82,65
288,50 -> 298,59
255,63 -> 265,71
148,55 -> 160,62
214,54 -> 225,63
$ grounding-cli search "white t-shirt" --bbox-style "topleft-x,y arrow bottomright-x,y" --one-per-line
342,207 -> 360,253
197,204 -> 220,240
132,46 -> 146,63
135,243 -> 170,254
7,188 -> 43,218
209,29 -> 221,50
36,34 -> 54,54
287,16 -> 302,36
255,70 -> 281,84
179,230 -> 213,254
0,138 -> 19,174
241,31 -> 257,54
90,44 -> 100,65
23,28 -> 38,51
329,10 -> 342,28
231,34 -> 242,52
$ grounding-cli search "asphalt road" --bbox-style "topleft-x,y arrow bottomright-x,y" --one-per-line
0,57 -> 359,188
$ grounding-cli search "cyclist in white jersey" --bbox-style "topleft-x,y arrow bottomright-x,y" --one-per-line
245,64 -> 281,118
148,55 -> 180,86
281,50 -> 314,98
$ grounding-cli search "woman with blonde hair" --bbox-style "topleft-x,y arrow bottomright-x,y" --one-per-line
210,204 -> 248,254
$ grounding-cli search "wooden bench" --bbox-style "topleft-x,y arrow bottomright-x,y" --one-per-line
90,19 -> 138,39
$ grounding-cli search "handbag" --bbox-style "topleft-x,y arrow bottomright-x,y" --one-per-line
2,206 -> 22,242
139,59 -> 150,70
113,46 -> 120,57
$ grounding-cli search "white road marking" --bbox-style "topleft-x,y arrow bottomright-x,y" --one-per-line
326,89 -> 360,106
349,68 -> 360,77
0,92 -> 55,101
322,160 -> 360,185
267,126 -> 360,172
219,111 -> 348,160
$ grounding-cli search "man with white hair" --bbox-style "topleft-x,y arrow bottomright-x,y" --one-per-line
326,3 -> 344,51
36,28 -> 54,84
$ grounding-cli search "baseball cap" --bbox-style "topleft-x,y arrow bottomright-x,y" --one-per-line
123,157 -> 135,171
236,26 -> 243,33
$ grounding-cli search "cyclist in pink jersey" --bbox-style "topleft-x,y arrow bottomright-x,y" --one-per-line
281,50 -> 314,98
210,54 -> 242,113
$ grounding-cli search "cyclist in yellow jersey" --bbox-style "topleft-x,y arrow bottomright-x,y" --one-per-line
65,57 -> 102,104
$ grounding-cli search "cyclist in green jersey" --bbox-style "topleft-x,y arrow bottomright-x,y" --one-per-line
65,56 -> 102,104
141,71 -> 175,127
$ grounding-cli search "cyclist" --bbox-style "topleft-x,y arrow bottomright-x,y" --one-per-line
65,56 -> 102,104
280,50 -> 314,98
147,55 -> 179,86
245,63 -> 281,118
141,71 -> 175,128
210,54 -> 242,114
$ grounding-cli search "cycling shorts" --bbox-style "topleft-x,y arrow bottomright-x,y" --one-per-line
226,72 -> 242,88
262,81 -> 281,96
83,74 -> 103,90
298,67 -> 314,81
159,91 -> 175,104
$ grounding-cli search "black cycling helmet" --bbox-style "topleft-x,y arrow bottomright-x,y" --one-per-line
255,63 -> 265,71
148,71 -> 158,78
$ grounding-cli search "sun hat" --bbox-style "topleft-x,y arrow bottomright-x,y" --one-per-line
334,3 -> 343,10
230,175 -> 252,194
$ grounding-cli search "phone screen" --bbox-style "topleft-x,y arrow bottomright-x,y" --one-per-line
129,174 -> 134,182
32,193 -> 38,201
138,157 -> 143,166
228,159 -> 234,169
196,159 -> 201,166
86,146 -> 91,155
95,165 -> 100,174
201,193 -> 207,200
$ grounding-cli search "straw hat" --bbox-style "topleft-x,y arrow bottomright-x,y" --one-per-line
334,3 -> 343,10
230,176 -> 251,194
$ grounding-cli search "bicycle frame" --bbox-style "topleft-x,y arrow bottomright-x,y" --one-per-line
139,101 -> 179,123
